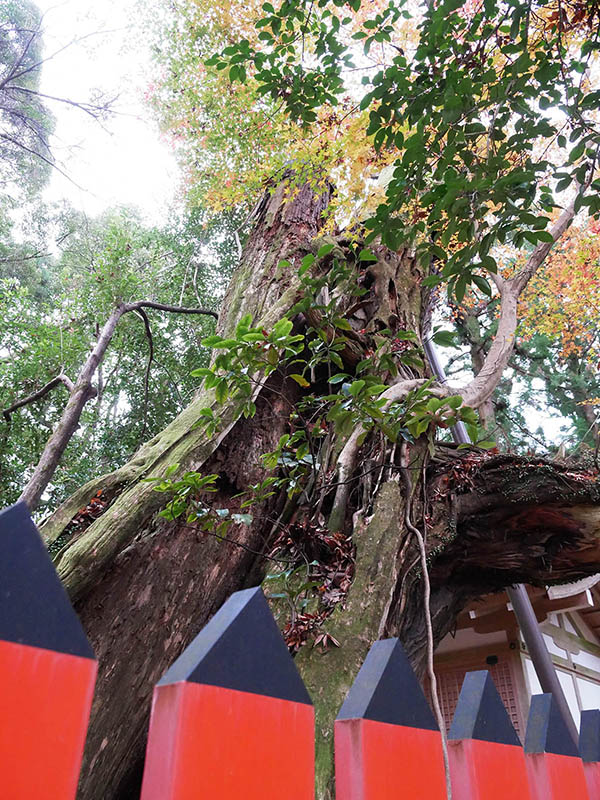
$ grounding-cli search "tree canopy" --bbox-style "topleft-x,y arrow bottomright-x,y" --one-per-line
148,0 -> 600,451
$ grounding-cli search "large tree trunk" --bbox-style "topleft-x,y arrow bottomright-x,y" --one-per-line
40,181 -> 600,800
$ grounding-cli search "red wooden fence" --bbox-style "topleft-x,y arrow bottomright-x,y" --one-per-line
1,501 -> 598,799
0,503 -> 97,799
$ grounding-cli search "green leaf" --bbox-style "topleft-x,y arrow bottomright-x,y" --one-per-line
317,243 -> 335,258
299,253 -> 316,275
569,141 -> 585,163
272,317 -> 293,338
290,373 -> 310,387
455,274 -> 468,302
349,379 -> 365,396
556,175 -> 573,193
472,275 -> 492,297
446,395 -> 463,409
432,330 -> 456,347
329,373 -> 349,384
333,317 -> 352,330
358,248 -> 377,262
215,379 -> 228,404
236,313 -> 253,336
202,335 -> 224,347
480,255 -> 498,273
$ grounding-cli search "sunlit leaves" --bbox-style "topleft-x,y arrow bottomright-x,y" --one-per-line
519,216 -> 600,361
207,0 -> 600,299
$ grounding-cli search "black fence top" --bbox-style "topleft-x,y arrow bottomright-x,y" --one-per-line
524,693 -> 579,757
336,638 -> 438,730
580,709 -> 600,763
449,670 -> 521,747
0,502 -> 94,659
158,586 -> 312,704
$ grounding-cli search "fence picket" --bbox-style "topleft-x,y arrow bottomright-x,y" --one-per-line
335,638 -> 447,799
139,585 -> 314,800
580,709 -> 600,798
524,693 -> 590,800
447,670 -> 532,800
0,502 -> 97,799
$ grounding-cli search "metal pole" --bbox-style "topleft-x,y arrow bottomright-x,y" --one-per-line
423,339 -> 469,446
508,583 -> 579,743
423,336 -> 579,745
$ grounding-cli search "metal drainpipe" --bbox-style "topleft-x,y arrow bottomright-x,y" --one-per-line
423,337 -> 579,745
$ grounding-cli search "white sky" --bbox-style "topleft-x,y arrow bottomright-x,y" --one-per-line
36,0 -> 178,223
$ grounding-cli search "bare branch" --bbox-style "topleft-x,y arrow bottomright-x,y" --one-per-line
0,15 -> 42,91
3,374 -> 74,422
1,28 -> 126,91
19,305 -> 126,511
5,85 -> 117,120
134,308 -> 154,443
124,300 -> 219,319
0,132 -> 88,190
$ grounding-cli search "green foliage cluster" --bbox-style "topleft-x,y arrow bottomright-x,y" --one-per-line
149,251 -> 493,532
212,0 -> 600,300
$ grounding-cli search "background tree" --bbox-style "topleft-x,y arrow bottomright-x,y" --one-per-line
0,204 -> 244,513
0,0 -> 55,195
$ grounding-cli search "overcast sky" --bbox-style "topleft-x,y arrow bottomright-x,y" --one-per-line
36,0 -> 178,223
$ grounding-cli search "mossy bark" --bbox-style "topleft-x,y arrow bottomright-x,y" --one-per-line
296,481 -> 407,800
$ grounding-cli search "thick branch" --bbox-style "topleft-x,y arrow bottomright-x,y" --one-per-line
429,451 -> 600,592
456,184 -> 588,409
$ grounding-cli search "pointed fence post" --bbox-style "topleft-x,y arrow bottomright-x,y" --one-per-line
448,670 -> 532,800
335,638 -> 447,799
524,693 -> 590,800
139,586 -> 314,800
580,709 -> 600,798
0,502 -> 97,799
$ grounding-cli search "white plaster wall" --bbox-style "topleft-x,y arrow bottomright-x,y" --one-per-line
522,655 -> 582,730
576,678 -> 600,711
